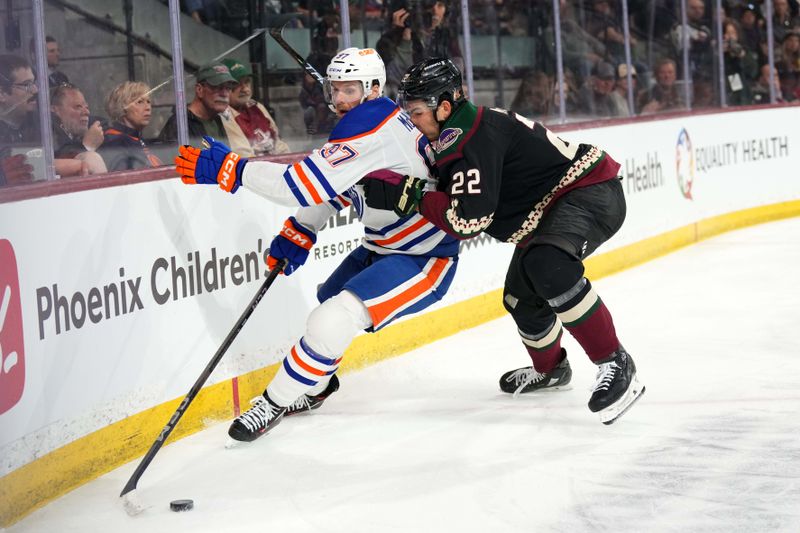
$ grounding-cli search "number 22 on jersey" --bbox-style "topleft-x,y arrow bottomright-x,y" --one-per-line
451,168 -> 481,195
492,107 -> 579,160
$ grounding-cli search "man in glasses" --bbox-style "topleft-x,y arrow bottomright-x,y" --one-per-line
0,55 -> 39,146
0,54 -> 40,185
159,61 -> 237,147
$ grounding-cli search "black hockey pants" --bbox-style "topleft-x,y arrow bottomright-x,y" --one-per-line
503,178 -> 626,336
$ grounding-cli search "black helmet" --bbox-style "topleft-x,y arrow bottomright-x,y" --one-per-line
397,57 -> 465,110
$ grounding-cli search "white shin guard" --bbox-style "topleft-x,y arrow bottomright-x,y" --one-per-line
267,291 -> 372,405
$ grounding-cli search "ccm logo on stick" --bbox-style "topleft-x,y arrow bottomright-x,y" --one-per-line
0,239 -> 25,414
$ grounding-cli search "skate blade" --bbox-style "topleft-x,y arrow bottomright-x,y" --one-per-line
512,384 -> 572,400
598,378 -> 645,425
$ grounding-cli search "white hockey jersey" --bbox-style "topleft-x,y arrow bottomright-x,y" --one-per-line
243,97 -> 458,257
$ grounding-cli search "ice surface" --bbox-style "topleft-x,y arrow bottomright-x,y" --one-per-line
9,217 -> 800,533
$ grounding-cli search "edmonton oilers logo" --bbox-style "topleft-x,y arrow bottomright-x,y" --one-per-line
434,128 -> 462,153
675,128 -> 695,200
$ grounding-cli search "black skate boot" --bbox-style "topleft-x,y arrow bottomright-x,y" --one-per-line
588,348 -> 645,425
228,392 -> 287,442
285,374 -> 340,417
499,349 -> 572,397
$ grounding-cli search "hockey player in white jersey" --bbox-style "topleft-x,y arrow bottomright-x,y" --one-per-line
176,48 -> 459,442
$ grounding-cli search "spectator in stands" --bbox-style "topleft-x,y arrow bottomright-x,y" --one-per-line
376,0 -> 463,99
552,67 -> 582,115
577,61 -> 623,116
510,70 -> 554,122
419,1 -> 463,68
750,63 -> 784,104
185,0 -> 225,31
159,62 -> 237,145
542,0 -> 606,77
100,81 -> 163,171
1,54 -> 40,186
220,58 -> 290,156
671,0 -> 714,75
0,55 -> 40,147
637,58 -> 685,113
722,20 -> 752,105
494,0 -> 530,37
585,0 -> 629,64
609,62 -> 637,116
45,36 -> 69,87
776,29 -> 800,99
0,54 -> 91,183
300,15 -> 340,135
777,30 -> 800,77
629,0 -> 676,49
692,73 -> 717,108
772,0 -> 800,45
377,5 -> 425,99
50,83 -> 107,175
739,3 -> 766,66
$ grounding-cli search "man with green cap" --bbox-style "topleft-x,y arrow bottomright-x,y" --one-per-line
159,61 -> 237,146
219,57 -> 290,156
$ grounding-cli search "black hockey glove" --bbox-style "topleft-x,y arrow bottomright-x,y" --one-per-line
363,175 -> 426,217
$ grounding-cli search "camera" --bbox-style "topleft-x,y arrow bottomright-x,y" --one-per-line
392,0 -> 421,28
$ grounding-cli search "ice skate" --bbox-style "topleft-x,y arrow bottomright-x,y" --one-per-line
285,374 -> 340,417
500,349 -> 572,397
588,348 -> 645,425
228,392 -> 287,442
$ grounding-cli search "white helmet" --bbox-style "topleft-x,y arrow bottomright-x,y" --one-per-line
324,47 -> 386,111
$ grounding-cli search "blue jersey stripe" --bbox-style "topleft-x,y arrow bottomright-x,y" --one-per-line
303,157 -> 338,199
364,214 -> 417,237
393,226 -> 442,251
283,358 -> 317,386
283,168 -> 308,206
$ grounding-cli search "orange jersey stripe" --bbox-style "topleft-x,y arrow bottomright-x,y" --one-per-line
330,108 -> 400,143
293,163 -> 324,204
371,218 -> 430,246
290,346 -> 327,376
368,258 -> 450,327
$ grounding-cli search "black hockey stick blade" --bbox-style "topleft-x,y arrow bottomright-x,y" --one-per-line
119,259 -> 287,502
268,23 -> 325,86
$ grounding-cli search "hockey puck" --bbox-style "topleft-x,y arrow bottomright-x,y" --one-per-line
170,499 -> 194,512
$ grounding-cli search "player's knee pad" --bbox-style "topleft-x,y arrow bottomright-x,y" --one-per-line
523,244 -> 585,300
305,290 -> 372,356
502,288 -> 557,336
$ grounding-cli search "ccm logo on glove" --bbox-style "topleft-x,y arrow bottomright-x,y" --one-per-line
218,152 -> 240,192
267,217 -> 317,275
279,224 -> 313,250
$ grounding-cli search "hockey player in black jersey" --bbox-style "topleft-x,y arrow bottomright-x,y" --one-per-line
364,58 -> 644,424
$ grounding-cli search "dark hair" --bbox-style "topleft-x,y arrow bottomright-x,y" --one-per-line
50,82 -> 80,106
46,35 -> 57,43
0,54 -> 32,93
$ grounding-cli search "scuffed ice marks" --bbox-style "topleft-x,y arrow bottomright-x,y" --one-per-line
554,407 -> 800,533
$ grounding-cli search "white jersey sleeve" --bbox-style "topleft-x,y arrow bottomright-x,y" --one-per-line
242,97 -> 429,207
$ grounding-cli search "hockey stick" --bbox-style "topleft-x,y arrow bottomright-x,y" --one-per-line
268,24 -> 325,85
120,259 -> 287,515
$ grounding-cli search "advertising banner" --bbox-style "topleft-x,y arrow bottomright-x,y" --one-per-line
0,106 -> 798,477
